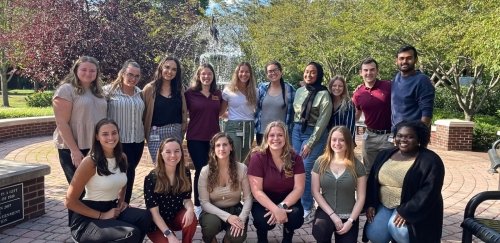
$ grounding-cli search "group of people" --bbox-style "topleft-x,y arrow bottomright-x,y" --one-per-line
54,44 -> 445,243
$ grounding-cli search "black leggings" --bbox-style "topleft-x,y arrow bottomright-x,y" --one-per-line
187,140 -> 210,206
312,208 -> 359,243
122,141 -> 145,203
71,200 -> 151,243
251,201 -> 304,243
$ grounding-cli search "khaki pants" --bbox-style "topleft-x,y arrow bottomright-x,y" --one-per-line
362,130 -> 394,173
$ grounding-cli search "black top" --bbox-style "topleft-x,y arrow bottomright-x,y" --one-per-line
151,94 -> 182,126
364,147 -> 445,243
144,170 -> 191,232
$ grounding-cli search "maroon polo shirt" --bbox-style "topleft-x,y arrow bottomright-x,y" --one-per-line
185,88 -> 222,141
247,149 -> 305,203
352,80 -> 392,130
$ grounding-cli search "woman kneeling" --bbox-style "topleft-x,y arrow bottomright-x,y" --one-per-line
199,132 -> 252,242
144,138 -> 197,243
247,121 -> 305,243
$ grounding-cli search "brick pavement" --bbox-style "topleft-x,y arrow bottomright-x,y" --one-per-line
0,136 -> 498,242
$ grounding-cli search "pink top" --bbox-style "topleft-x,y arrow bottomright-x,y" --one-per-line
53,83 -> 107,149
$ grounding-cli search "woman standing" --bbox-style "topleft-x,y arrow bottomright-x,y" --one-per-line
198,133 -> 252,243
327,76 -> 356,140
143,56 -> 187,163
185,63 -> 223,218
291,61 -> 332,223
144,138 -> 197,243
104,59 -> 145,203
255,61 -> 295,145
220,62 -> 257,162
65,119 -> 151,242
364,121 -> 445,243
247,121 -> 305,243
311,126 -> 367,243
53,56 -> 107,184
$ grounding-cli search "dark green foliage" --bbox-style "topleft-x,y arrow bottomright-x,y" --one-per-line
473,121 -> 499,151
433,109 -> 499,151
25,92 -> 52,107
434,87 -> 500,117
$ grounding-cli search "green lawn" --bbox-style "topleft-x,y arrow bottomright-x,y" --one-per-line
0,92 -> 54,119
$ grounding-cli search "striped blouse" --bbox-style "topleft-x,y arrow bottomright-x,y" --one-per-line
328,101 -> 356,140
104,85 -> 145,143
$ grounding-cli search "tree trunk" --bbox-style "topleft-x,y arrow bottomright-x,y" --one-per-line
464,112 -> 473,122
0,50 -> 9,107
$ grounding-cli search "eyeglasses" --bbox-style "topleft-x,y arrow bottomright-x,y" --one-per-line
267,68 -> 280,74
125,73 -> 141,80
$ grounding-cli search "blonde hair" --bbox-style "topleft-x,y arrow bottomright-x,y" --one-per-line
60,56 -> 104,97
227,62 -> 257,108
153,138 -> 191,194
316,126 -> 357,178
328,75 -> 352,113
109,60 -> 141,92
249,121 -> 294,178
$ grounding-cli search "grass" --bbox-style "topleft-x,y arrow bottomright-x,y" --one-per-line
0,92 -> 54,119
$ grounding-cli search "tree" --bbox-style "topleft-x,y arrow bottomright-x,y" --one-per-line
4,0 -> 208,92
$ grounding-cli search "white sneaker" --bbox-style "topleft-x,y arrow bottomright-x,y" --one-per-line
194,206 -> 202,219
304,207 -> 316,224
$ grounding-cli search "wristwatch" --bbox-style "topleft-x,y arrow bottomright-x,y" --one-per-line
163,229 -> 172,237
278,202 -> 288,209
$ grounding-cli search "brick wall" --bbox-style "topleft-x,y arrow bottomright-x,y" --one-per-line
430,119 -> 474,151
22,177 -> 46,220
0,117 -> 55,142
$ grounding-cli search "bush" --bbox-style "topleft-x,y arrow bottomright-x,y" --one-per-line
473,122 -> 499,151
25,92 -> 53,107
433,109 -> 499,151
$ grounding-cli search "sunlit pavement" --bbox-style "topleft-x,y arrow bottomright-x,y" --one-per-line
0,135 -> 498,242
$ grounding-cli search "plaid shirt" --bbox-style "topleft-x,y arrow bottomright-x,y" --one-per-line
255,81 -> 296,133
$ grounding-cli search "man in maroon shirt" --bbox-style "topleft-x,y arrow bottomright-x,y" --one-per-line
352,58 -> 394,173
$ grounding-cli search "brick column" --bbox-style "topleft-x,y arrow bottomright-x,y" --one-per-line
430,119 -> 474,151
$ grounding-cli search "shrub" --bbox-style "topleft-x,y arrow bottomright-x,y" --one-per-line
25,92 -> 53,107
473,121 -> 499,151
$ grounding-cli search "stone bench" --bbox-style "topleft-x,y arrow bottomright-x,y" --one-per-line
0,159 -> 50,230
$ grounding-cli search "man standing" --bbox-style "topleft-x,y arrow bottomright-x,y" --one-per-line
392,45 -> 435,128
352,58 -> 393,173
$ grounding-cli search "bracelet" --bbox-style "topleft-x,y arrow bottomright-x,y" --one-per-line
347,217 -> 354,223
98,212 -> 102,219
329,212 -> 335,216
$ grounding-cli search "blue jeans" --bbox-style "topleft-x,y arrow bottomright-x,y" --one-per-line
365,205 -> 410,243
291,124 -> 327,211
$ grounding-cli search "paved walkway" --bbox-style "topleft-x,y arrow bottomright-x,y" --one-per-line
0,136 -> 498,242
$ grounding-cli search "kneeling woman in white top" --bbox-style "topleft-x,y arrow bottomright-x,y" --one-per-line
65,118 -> 151,242
198,132 -> 253,243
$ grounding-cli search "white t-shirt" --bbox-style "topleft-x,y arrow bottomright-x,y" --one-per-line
222,87 -> 255,120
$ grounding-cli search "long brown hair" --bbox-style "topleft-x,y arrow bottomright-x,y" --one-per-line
153,138 -> 191,194
149,56 -> 183,98
90,118 -> 127,176
207,133 -> 239,192
227,62 -> 257,108
249,121 -> 294,178
316,126 -> 357,177
191,63 -> 217,93
60,56 -> 104,97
